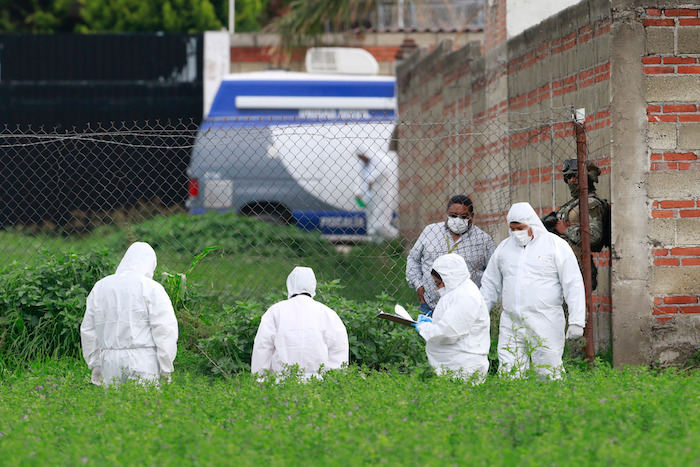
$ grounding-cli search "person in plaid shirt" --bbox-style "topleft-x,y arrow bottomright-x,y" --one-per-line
406,195 -> 496,316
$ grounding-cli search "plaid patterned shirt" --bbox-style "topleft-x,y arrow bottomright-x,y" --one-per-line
406,221 -> 496,309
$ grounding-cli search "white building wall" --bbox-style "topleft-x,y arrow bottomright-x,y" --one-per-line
203,31 -> 231,119
506,0 -> 584,38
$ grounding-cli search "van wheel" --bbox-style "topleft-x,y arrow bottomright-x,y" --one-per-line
254,212 -> 288,226
240,203 -> 294,226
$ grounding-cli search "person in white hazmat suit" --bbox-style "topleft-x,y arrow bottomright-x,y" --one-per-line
480,202 -> 585,380
80,242 -> 178,387
354,143 -> 399,241
414,253 -> 491,383
251,266 -> 349,379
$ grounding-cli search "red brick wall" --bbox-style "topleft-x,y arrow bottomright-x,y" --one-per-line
644,7 -> 700,325
397,0 -> 614,349
397,12 -> 614,232
396,0 -> 700,365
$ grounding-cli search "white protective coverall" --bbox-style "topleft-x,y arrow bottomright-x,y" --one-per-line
480,202 -> 585,379
354,143 -> 399,240
80,242 -> 178,386
251,267 -> 349,379
415,254 -> 490,383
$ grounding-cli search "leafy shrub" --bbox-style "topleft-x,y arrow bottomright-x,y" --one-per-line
325,284 -> 425,371
132,211 -> 337,258
196,280 -> 427,377
0,251 -> 113,367
0,242 -> 427,376
196,299 -> 266,377
0,246 -> 226,371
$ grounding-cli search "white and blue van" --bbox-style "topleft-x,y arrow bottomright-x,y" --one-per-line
187,49 -> 397,240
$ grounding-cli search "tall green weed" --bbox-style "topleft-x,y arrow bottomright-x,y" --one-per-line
0,251 -> 113,367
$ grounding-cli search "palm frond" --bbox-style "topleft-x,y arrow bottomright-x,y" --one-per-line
266,0 -> 377,66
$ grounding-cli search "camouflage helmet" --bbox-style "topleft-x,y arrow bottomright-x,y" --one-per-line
562,159 -> 601,184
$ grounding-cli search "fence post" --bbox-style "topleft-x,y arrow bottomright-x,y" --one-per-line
574,109 -> 595,363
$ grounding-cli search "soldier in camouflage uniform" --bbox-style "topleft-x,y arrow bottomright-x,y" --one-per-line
542,160 -> 604,290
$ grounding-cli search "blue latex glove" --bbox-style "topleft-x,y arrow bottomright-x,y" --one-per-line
417,314 -> 432,325
413,314 -> 432,332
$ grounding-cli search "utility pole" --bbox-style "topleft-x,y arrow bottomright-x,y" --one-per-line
229,0 -> 235,33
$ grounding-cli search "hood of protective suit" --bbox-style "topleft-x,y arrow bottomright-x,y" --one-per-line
355,143 -> 375,162
432,254 -> 471,292
506,202 -> 549,239
356,142 -> 391,164
286,266 -> 317,299
115,242 -> 157,279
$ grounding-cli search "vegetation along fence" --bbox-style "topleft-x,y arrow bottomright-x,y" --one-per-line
0,108 -> 597,310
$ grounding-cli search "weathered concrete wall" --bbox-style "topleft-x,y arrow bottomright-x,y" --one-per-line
610,1 -> 652,366
397,0 -> 614,353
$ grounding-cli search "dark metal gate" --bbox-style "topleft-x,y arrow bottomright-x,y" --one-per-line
0,34 -> 204,228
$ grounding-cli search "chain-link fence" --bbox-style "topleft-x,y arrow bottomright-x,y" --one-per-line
398,108 -> 580,236
0,108 -> 588,306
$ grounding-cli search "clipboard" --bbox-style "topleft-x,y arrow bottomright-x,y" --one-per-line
376,312 -> 416,326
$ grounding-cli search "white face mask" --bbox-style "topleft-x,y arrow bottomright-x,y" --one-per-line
447,217 -> 470,234
437,287 -> 447,297
510,229 -> 533,247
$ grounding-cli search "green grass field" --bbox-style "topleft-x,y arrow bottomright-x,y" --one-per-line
1,359 -> 698,465
2,213 -> 699,465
